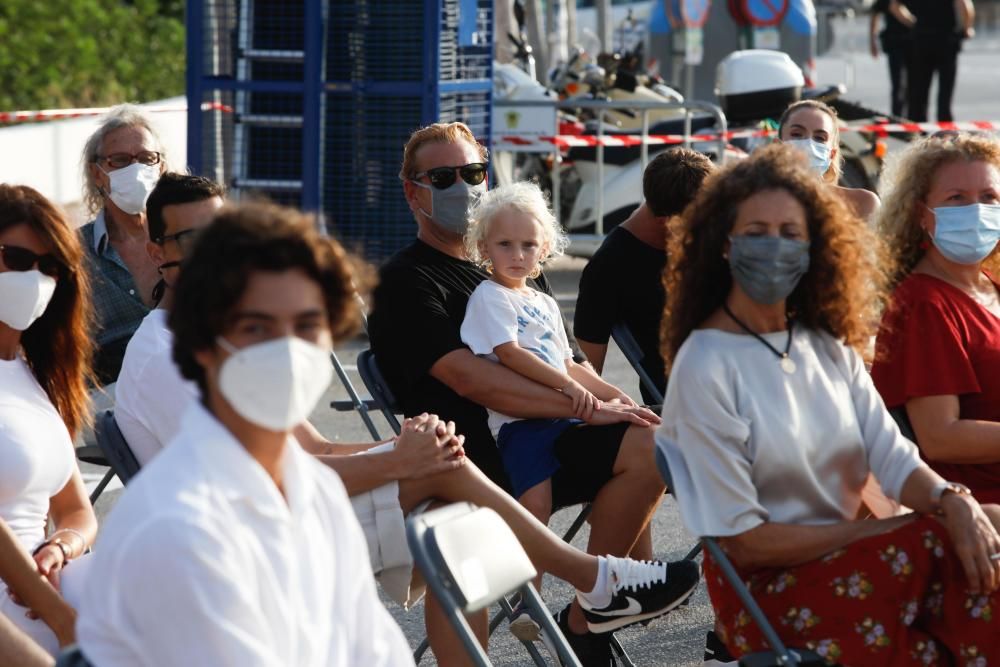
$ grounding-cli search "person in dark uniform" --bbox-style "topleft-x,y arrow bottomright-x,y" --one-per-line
869,0 -> 912,117
893,0 -> 975,122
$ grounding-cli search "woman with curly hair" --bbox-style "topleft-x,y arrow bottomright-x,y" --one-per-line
657,143 -> 1000,664
0,185 -> 98,655
871,133 -> 1000,505
778,100 -> 881,222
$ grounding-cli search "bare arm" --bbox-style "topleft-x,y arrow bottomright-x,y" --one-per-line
294,421 -> 393,456
430,348 -> 658,426
956,0 -> 974,34
907,395 -> 1000,464
576,339 -> 609,375
493,342 -> 573,391
566,360 -> 633,403
0,519 -> 76,648
317,414 -> 466,496
889,0 -> 917,26
717,514 -> 917,571
0,614 -> 53,667
869,12 -> 881,57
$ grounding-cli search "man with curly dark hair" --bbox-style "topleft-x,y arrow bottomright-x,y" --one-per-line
658,143 -> 1000,664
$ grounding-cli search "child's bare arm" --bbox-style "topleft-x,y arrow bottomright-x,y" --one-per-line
566,360 -> 636,405
494,342 -> 600,418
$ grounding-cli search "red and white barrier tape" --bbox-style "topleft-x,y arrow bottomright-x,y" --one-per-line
0,101 -> 234,124
497,120 -> 1000,150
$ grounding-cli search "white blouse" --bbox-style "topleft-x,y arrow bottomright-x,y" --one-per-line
657,326 -> 922,538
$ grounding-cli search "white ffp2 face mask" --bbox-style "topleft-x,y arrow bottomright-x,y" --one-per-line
0,270 -> 57,331
217,336 -> 333,432
102,162 -> 160,215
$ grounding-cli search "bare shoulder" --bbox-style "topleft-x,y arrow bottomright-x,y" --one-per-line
836,186 -> 881,221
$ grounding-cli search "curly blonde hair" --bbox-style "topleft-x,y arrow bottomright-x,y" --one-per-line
464,182 -> 569,277
778,100 -> 843,184
877,133 -> 1000,289
662,143 -> 891,370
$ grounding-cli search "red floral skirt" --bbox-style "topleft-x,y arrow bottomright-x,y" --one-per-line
704,516 -> 999,666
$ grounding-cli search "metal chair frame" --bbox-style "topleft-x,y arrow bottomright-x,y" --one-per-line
609,322 -> 664,406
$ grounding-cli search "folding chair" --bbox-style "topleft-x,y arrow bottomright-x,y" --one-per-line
610,323 -> 664,406
93,409 -> 141,485
889,405 -> 918,442
653,445 -> 828,667
407,502 -> 582,667
355,349 -> 637,665
76,444 -> 115,506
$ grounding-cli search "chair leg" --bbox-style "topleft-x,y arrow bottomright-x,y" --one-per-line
610,635 -> 636,667
88,468 -> 116,505
561,504 -> 592,544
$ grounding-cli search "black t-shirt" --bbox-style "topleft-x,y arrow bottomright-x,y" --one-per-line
872,0 -> 910,41
903,0 -> 958,37
368,239 -> 579,490
573,226 -> 667,405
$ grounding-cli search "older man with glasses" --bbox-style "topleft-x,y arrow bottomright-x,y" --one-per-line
79,104 -> 167,384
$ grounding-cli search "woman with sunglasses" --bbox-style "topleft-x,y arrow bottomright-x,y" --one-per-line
80,104 -> 167,384
657,144 -> 1000,663
872,133 -> 1000,505
778,100 -> 881,223
0,185 -> 98,655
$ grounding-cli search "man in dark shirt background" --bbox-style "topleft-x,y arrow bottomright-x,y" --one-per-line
574,148 -> 714,406
891,0 -> 975,122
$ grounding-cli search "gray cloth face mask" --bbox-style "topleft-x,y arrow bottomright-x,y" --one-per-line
728,235 -> 811,305
411,179 -> 485,235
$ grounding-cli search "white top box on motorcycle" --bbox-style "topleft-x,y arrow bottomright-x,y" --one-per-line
715,50 -> 805,124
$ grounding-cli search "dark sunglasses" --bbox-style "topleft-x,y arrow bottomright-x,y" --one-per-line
0,244 -> 63,278
413,163 -> 487,190
97,151 -> 162,170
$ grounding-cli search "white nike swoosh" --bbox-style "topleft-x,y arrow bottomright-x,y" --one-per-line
598,596 -> 642,616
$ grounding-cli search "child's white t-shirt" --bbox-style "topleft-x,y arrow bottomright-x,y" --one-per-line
460,280 -> 573,437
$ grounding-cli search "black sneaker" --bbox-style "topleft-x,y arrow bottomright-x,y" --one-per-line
549,603 -> 617,667
703,630 -> 738,666
577,556 -> 700,634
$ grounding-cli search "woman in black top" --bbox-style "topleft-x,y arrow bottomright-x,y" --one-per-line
869,0 -> 912,117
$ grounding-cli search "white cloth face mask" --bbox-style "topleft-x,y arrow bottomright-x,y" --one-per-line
217,336 -> 333,432
0,270 -> 57,331
102,162 -> 160,215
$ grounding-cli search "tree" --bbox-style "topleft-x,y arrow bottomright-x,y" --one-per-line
0,0 -> 184,111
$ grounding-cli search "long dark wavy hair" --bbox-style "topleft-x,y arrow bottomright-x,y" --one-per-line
661,143 -> 891,371
0,185 -> 94,436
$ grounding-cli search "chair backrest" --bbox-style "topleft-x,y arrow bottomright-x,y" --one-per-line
356,349 -> 402,434
95,409 -> 141,484
888,405 -> 917,443
406,503 -> 582,666
408,503 -> 536,613
610,322 -> 664,405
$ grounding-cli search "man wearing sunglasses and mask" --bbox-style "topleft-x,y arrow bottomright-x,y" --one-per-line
369,122 -> 693,665
79,105 -> 168,384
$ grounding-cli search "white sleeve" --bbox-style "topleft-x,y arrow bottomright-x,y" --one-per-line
843,345 -> 923,500
460,283 -> 520,355
544,293 -> 574,361
657,342 -> 766,537
118,517 -> 284,667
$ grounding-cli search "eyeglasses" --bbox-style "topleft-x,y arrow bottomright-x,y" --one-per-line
0,244 -> 64,278
156,228 -> 200,252
413,163 -> 488,190
96,151 -> 162,170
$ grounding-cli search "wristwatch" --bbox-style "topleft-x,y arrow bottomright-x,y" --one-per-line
930,480 -> 973,513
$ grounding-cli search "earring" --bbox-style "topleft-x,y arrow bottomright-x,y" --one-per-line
529,265 -> 542,280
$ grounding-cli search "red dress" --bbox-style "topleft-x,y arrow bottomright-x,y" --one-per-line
872,273 -> 1000,503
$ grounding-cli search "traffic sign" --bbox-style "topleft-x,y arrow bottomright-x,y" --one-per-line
740,0 -> 789,27
680,0 -> 712,28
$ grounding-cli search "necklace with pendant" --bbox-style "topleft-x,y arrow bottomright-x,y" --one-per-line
722,303 -> 796,374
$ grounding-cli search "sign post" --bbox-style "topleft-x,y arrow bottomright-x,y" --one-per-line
680,0 -> 711,98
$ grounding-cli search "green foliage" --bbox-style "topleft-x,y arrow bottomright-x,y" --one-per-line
0,0 -> 185,111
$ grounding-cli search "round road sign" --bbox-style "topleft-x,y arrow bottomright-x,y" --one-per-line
680,0 -> 711,28
740,0 -> 789,27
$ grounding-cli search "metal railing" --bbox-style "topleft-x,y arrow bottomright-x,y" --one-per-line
492,98 -> 728,248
